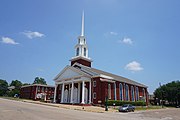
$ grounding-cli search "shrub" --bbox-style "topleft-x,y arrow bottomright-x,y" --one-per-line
107,100 -> 146,106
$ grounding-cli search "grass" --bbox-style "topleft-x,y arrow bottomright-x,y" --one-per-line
112,105 -> 165,111
0,96 -> 26,101
135,106 -> 163,111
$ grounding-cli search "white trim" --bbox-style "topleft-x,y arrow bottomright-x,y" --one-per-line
100,78 -> 115,83
56,77 -> 91,85
131,86 -> 135,101
119,83 -> 123,101
93,74 -> 114,80
54,65 -> 91,81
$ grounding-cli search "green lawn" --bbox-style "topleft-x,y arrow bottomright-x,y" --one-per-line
135,106 -> 163,111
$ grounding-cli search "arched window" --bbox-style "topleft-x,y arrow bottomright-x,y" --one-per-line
119,83 -> 123,101
108,84 -> 111,99
84,47 -> 86,57
125,84 -> 129,101
136,87 -> 139,101
76,47 -> 79,56
142,88 -> 146,102
84,39 -> 86,44
131,86 -> 135,101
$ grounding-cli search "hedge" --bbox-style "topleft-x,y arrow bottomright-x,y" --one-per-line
107,100 -> 146,106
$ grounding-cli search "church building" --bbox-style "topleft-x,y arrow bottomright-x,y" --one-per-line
53,12 -> 148,105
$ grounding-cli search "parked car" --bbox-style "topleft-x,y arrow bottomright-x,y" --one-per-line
118,104 -> 135,112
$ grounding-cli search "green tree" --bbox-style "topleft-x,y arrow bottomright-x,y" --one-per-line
8,80 -> 22,97
154,80 -> 180,106
0,79 -> 8,96
10,80 -> 22,89
22,83 -> 30,86
33,77 -> 47,85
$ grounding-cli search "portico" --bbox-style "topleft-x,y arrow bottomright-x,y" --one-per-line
53,71 -> 92,104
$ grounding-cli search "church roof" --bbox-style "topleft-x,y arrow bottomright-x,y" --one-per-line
73,63 -> 148,88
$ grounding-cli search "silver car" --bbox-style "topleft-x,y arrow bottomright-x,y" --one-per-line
118,104 -> 135,112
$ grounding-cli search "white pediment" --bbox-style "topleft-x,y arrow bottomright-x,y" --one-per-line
54,66 -> 83,82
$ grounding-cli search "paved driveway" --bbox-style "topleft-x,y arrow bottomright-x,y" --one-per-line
0,98 -> 179,120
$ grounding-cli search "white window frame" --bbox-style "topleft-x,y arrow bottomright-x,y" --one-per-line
93,92 -> 96,99
108,83 -> 111,99
93,81 -> 96,87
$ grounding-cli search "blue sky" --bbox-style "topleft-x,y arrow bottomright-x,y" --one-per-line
0,0 -> 180,94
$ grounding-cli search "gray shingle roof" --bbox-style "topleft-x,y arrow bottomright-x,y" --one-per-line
74,63 -> 147,88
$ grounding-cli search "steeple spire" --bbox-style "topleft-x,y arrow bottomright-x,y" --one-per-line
81,11 -> 84,36
70,11 -> 92,67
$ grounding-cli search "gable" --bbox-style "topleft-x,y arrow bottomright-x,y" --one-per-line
54,66 -> 83,81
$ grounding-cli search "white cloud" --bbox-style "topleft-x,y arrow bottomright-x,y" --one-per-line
125,61 -> 143,72
110,32 -> 118,35
23,31 -> 45,39
1,37 -> 19,45
119,37 -> 133,45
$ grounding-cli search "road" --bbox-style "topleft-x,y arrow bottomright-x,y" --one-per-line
0,98 -> 179,120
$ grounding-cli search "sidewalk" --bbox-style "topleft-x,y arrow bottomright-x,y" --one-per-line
22,99 -> 117,113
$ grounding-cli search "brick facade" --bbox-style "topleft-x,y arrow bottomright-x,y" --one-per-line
20,84 -> 55,101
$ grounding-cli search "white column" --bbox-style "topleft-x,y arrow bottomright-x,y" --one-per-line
70,82 -> 74,103
81,81 -> 85,104
89,81 -> 91,104
78,82 -> 80,103
53,84 -> 57,103
61,83 -> 64,103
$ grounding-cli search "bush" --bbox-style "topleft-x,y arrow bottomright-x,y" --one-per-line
107,100 -> 146,106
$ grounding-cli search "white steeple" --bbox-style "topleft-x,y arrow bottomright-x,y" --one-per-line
81,11 -> 84,36
74,11 -> 89,58
70,11 -> 92,67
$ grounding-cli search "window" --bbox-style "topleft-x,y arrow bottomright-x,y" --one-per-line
119,83 -> 123,101
108,83 -> 111,99
76,47 -> 79,56
93,81 -> 96,87
84,47 -> 86,57
45,87 -> 47,92
41,87 -> 44,92
131,86 -> 135,101
93,92 -> 96,99
136,87 -> 139,101
142,88 -> 146,102
125,84 -> 129,101
37,86 -> 40,92
78,39 -> 80,44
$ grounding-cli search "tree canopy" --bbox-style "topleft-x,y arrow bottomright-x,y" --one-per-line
33,77 -> 47,85
0,79 -> 8,96
154,80 -> 180,106
10,80 -> 22,89
8,80 -> 22,97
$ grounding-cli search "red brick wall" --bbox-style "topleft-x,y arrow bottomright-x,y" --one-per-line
71,59 -> 91,67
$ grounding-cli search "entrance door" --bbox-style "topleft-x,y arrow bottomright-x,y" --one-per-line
73,87 -> 78,103
63,89 -> 68,103
84,88 -> 88,104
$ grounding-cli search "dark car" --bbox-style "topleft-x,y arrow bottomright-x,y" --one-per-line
118,104 -> 135,112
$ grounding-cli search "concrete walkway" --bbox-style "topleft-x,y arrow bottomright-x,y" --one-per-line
22,99 -> 117,113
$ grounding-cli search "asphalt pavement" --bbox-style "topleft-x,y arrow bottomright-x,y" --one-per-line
0,98 -> 179,120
